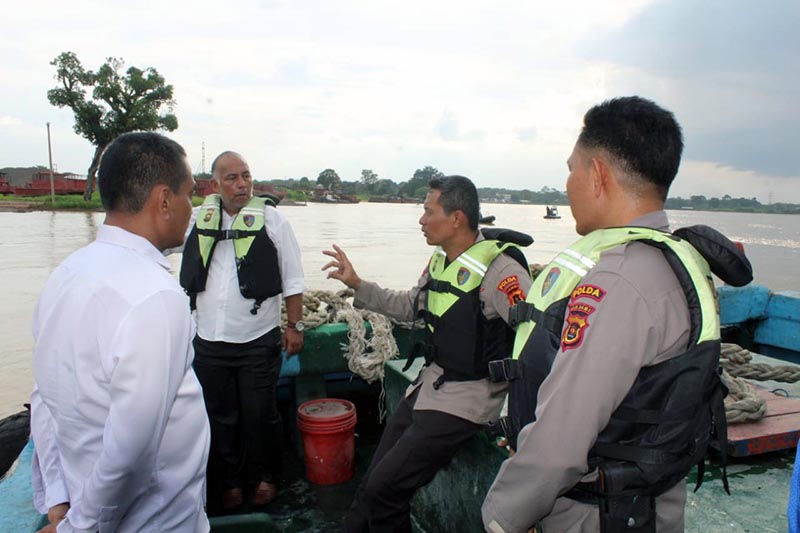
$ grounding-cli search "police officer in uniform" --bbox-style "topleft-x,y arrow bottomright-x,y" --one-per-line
179,151 -> 305,511
323,175 -> 532,533
482,96 -> 750,533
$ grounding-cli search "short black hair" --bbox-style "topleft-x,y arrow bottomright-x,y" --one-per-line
578,96 -> 683,200
98,132 -> 188,213
210,150 -> 243,179
428,175 -> 480,231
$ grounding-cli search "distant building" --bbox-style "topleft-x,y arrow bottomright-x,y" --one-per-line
10,171 -> 89,196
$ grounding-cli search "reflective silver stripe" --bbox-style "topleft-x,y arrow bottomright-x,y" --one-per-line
562,247 -> 596,269
553,256 -> 588,277
487,520 -> 507,533
458,252 -> 488,275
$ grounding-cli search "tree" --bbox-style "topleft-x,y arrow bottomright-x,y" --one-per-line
360,169 -> 378,192
373,179 -> 398,196
48,51 -> 178,200
317,168 -> 341,191
398,165 -> 444,198
413,165 -> 444,182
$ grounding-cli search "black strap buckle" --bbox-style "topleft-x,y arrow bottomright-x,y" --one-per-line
487,358 -> 521,383
427,279 -> 452,293
485,416 -> 517,440
219,229 -> 239,240
508,301 -> 538,328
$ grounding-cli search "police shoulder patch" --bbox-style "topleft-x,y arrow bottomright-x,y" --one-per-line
561,302 -> 596,351
571,284 -> 606,302
541,267 -> 560,297
497,274 -> 525,306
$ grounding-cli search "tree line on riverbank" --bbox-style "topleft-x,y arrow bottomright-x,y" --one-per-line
3,169 -> 799,215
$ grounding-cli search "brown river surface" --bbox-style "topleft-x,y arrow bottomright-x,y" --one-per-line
1,203 -> 798,419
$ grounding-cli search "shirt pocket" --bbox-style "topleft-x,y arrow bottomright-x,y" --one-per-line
98,505 -> 119,532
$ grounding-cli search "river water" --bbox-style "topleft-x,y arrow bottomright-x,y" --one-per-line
1,204 -> 798,419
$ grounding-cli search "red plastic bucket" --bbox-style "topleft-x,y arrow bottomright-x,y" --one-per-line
296,398 -> 357,485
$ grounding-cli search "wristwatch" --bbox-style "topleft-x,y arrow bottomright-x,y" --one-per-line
287,320 -> 305,332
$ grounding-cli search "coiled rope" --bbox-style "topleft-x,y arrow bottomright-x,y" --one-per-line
282,289 -> 414,420
721,342 -> 800,424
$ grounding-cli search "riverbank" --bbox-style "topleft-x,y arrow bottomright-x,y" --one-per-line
0,195 -> 309,211
0,194 -> 104,211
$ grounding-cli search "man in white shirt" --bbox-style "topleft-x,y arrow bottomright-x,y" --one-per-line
178,151 -> 305,511
30,132 -> 211,532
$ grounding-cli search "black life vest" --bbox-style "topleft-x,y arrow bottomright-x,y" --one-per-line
406,228 -> 532,384
179,195 -> 282,315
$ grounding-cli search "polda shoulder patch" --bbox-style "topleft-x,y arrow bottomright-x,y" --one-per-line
497,274 -> 526,306
561,302 -> 596,351
571,284 -> 606,302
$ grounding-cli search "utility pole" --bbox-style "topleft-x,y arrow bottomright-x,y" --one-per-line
201,141 -> 206,174
46,122 -> 55,203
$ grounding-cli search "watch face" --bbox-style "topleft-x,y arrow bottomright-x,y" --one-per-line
295,320 -> 305,332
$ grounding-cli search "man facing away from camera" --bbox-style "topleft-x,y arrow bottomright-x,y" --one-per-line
481,96 -> 748,533
31,132 -> 210,532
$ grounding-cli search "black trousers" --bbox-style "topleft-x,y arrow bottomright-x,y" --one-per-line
193,328 -> 284,499
344,388 -> 482,533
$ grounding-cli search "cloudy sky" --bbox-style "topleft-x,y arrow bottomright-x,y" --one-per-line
2,0 -> 798,202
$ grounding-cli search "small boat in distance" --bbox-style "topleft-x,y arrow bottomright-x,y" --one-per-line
543,205 -> 561,219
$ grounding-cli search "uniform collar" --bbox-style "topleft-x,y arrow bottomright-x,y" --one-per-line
96,225 -> 172,270
627,210 -> 670,232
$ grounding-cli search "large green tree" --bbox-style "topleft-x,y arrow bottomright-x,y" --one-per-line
317,168 -> 341,191
360,169 -> 378,193
48,51 -> 178,200
399,165 -> 444,197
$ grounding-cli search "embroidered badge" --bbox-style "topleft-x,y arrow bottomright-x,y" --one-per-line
457,267 -> 471,285
498,274 -> 525,305
571,284 -> 606,302
561,302 -> 596,351
541,267 -> 561,297
203,209 -> 214,222
243,214 -> 255,227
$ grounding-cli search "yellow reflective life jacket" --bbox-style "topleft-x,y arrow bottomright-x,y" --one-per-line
179,194 -> 282,314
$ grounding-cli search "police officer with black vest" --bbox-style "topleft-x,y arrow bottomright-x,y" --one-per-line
323,175 -> 533,533
482,97 -> 751,533
178,151 -> 305,512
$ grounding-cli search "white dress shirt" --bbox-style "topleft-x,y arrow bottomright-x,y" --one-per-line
192,203 -> 305,343
31,224 -> 211,533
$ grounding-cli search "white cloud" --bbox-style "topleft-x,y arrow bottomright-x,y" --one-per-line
0,116 -> 22,127
1,0 -> 796,202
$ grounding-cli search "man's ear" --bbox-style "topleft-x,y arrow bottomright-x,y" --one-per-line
451,210 -> 464,228
209,179 -> 219,194
590,157 -> 609,198
153,184 -> 173,216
